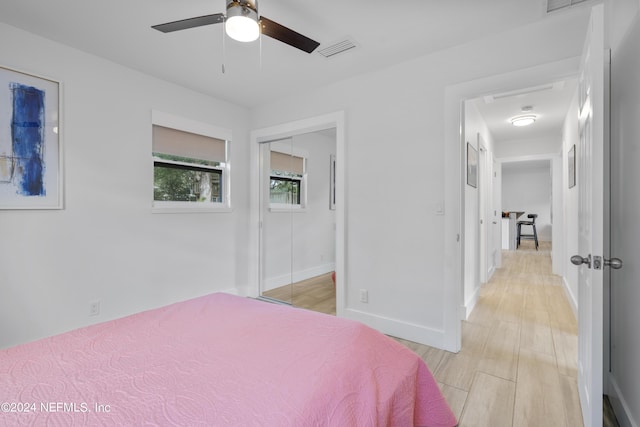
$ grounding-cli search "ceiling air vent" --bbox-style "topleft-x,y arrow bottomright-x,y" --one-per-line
317,39 -> 357,58
547,0 -> 587,13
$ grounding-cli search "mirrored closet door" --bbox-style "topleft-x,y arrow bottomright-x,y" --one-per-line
259,138 -> 299,304
259,130 -> 337,312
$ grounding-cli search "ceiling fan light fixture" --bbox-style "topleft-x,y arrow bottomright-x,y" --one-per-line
225,0 -> 259,42
510,114 -> 537,127
151,0 -> 320,53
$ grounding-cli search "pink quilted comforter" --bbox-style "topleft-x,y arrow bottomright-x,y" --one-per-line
0,293 -> 456,426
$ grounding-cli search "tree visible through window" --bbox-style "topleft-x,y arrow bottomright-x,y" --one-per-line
153,154 -> 222,202
152,123 -> 229,209
270,175 -> 301,205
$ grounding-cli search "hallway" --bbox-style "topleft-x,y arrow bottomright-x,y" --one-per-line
396,241 -> 584,426
283,242 -> 587,425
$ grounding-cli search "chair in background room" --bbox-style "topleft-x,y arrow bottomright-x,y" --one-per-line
517,213 -> 539,250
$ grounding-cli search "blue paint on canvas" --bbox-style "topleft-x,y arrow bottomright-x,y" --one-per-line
11,83 -> 45,196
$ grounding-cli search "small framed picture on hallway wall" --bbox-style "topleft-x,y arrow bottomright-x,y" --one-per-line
467,142 -> 477,188
568,144 -> 576,188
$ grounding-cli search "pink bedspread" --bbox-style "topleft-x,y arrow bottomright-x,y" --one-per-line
0,293 -> 456,426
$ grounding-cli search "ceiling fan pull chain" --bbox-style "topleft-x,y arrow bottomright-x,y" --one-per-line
222,18 -> 227,74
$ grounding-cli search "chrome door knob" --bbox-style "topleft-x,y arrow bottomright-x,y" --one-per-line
604,257 -> 623,269
571,254 -> 591,268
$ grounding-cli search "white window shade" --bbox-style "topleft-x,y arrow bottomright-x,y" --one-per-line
153,125 -> 226,162
270,151 -> 304,174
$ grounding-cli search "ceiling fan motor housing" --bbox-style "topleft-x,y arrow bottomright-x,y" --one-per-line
226,0 -> 258,22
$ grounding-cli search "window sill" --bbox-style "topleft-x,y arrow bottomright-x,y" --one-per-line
269,206 -> 307,213
152,203 -> 232,214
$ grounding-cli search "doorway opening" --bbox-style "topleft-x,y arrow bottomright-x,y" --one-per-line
446,9 -> 607,424
461,77 -> 576,316
456,78 -> 583,425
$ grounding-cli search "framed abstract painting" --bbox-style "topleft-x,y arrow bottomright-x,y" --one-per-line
0,66 -> 62,209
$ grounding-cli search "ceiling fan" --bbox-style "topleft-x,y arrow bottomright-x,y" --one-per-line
151,0 -> 320,54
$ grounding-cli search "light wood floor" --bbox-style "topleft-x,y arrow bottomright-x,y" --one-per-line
428,240 -> 584,426
262,272 -> 336,315
262,242 -> 624,425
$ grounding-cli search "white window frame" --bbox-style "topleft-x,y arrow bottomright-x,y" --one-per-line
151,110 -> 231,213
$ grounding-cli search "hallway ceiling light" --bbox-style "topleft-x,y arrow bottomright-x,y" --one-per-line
510,114 -> 537,127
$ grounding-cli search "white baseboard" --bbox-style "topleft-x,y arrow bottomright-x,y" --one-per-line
342,308 -> 448,350
608,373 -> 638,427
462,285 -> 481,320
562,276 -> 578,320
263,263 -> 335,291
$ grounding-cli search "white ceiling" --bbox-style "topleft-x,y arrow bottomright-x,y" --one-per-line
2,0 -> 566,108
472,78 -> 578,142
1,0 -> 591,138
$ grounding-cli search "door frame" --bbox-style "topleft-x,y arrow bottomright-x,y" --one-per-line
477,134 -> 496,284
248,111 -> 346,316
445,57 -> 579,352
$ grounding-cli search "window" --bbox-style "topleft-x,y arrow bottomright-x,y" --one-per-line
270,150 -> 305,210
151,113 -> 230,212
153,155 -> 222,202
270,175 -> 301,205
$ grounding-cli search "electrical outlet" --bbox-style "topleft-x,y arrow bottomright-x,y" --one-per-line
360,289 -> 368,303
89,300 -> 100,316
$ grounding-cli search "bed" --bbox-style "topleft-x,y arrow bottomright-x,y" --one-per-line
0,293 -> 456,426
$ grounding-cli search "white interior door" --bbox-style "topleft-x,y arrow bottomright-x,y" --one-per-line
574,5 -> 606,427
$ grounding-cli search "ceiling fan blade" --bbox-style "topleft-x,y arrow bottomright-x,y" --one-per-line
259,17 -> 320,53
152,13 -> 225,33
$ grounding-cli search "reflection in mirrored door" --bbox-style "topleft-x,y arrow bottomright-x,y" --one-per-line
259,138 -> 297,304
259,130 -> 337,313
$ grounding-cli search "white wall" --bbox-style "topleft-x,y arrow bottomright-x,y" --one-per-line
0,24 -> 251,349
551,154 -> 564,276
494,135 -> 562,158
463,100 -> 495,317
561,90 -> 580,313
262,131 -> 336,289
502,162 -> 553,241
250,9 -> 589,347
608,0 -> 640,424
